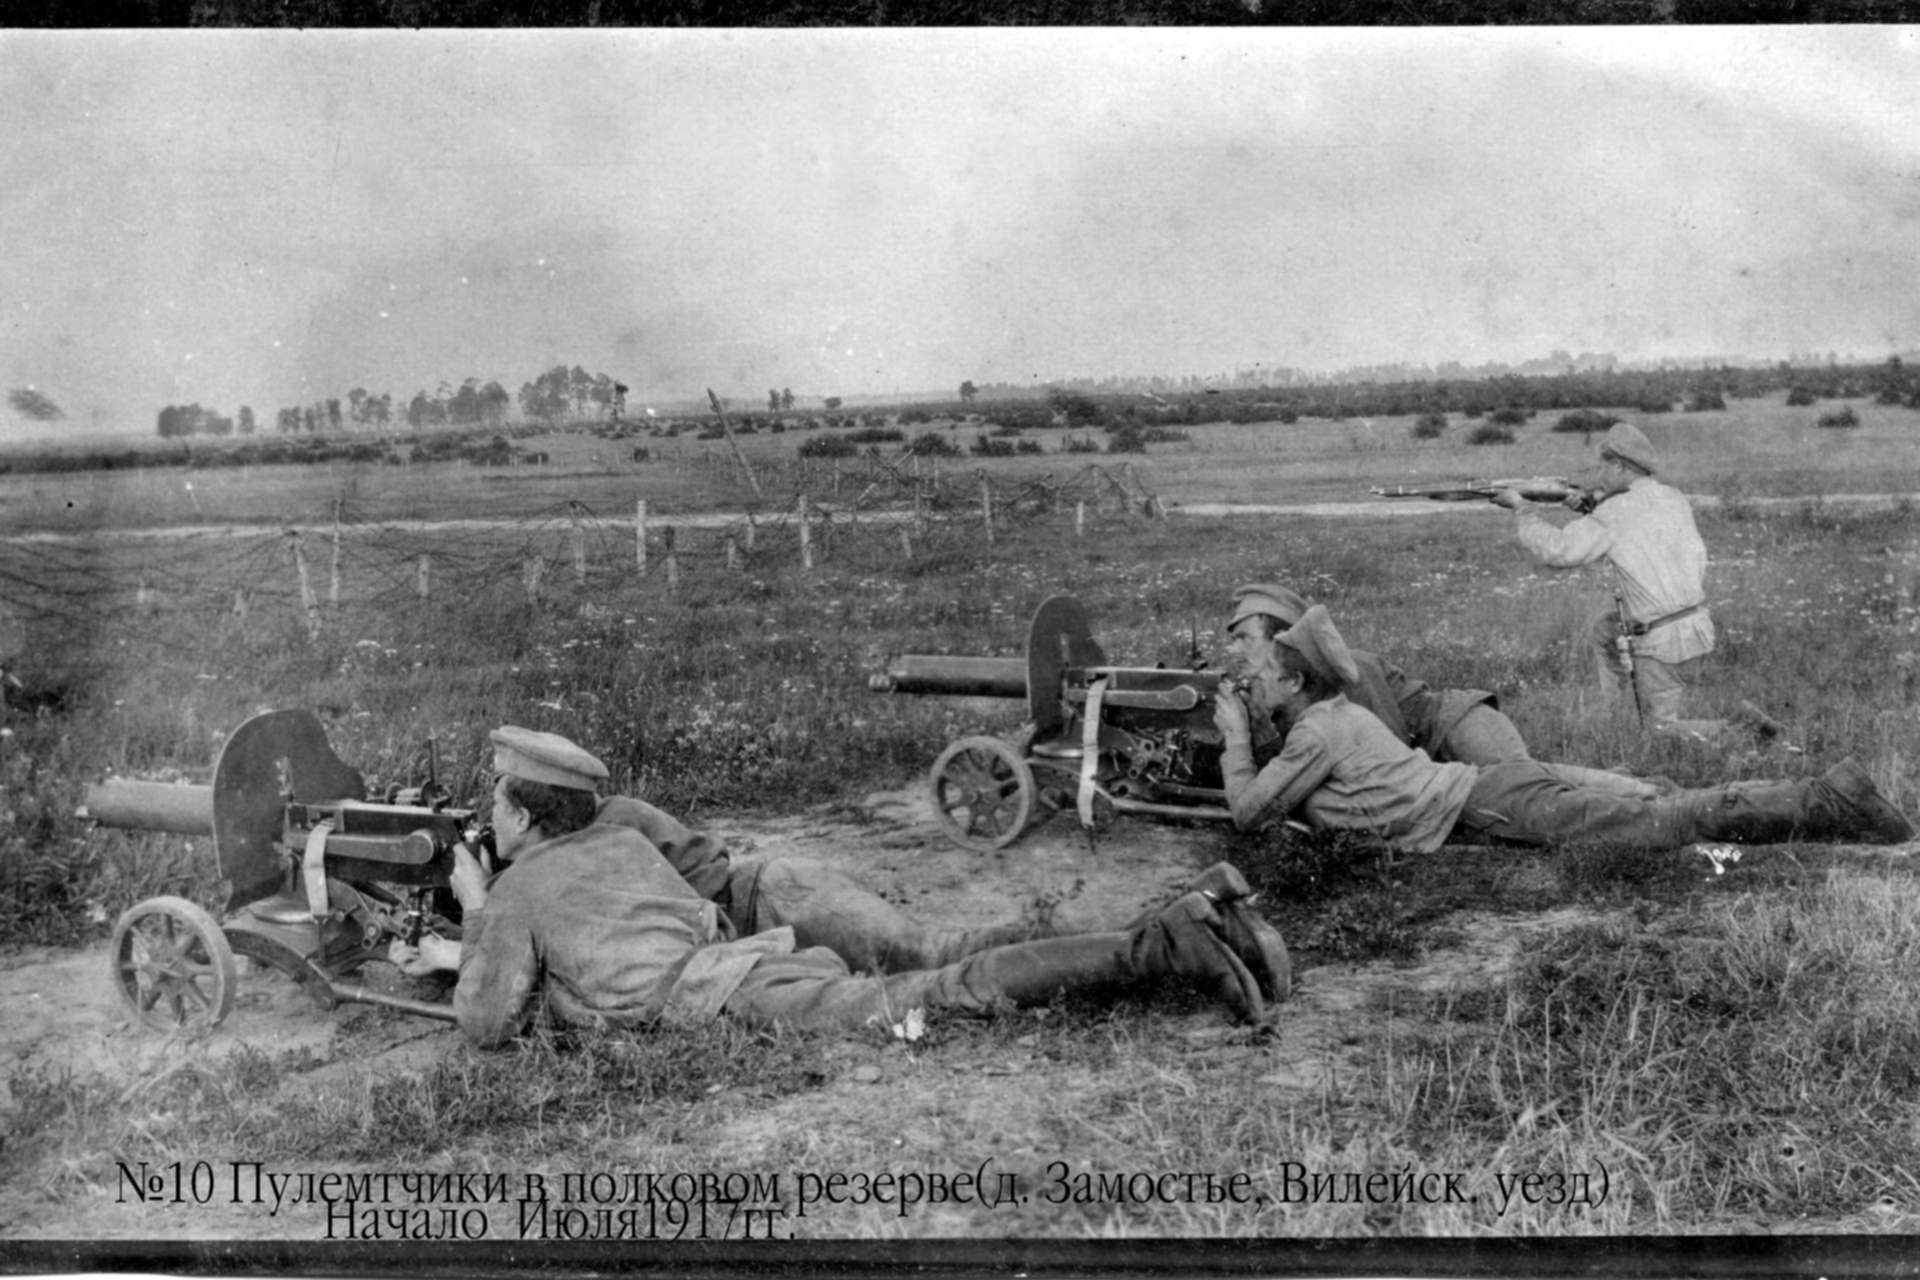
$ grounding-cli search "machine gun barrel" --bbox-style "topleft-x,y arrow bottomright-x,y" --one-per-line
78,778 -> 215,836
867,655 -> 1029,698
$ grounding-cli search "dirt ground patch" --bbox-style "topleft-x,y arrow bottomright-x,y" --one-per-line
0,783 -> 1621,1242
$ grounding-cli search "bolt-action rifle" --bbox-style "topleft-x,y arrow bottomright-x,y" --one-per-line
1370,476 -> 1605,513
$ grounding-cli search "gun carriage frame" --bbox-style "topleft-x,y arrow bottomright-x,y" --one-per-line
872,595 -> 1246,853
81,709 -> 479,1034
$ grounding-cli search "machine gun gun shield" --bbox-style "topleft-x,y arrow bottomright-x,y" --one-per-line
86,709 -> 477,1035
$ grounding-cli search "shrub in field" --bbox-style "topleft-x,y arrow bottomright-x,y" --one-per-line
983,404 -> 1053,433
905,433 -> 959,458
1465,422 -> 1515,446
1552,407 -> 1617,439
1636,397 -> 1674,414
1106,426 -> 1148,454
1139,426 -> 1190,445
1687,389 -> 1728,412
1486,406 -> 1529,427
1786,386 -> 1818,406
846,426 -> 903,445
1410,412 -> 1447,439
1061,434 -> 1102,454
1817,404 -> 1860,430
970,436 -> 1015,458
796,434 -> 857,459
1047,389 -> 1107,427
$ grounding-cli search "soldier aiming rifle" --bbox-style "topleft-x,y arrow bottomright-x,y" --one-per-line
1483,422 -> 1783,745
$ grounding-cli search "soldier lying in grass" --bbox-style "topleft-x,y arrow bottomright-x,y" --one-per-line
1211,604 -> 1913,852
1225,582 -> 1669,801
392,726 -> 1291,1048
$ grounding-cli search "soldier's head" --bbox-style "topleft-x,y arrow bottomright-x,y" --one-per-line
1224,583 -> 1311,679
1598,422 -> 1657,486
487,726 -> 607,859
1271,605 -> 1359,712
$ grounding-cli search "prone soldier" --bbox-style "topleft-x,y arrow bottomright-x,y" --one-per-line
1226,583 -> 1666,800
1212,603 -> 1911,853
397,726 -> 1293,1047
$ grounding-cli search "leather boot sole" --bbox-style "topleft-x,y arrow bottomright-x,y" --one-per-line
1820,758 -> 1915,844
1185,862 -> 1292,1004
1154,891 -> 1274,1028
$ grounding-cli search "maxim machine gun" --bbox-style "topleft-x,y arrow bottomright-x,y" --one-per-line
870,595 -> 1248,852
79,709 -> 485,1035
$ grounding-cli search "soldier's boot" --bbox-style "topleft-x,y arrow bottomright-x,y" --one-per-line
1811,758 -> 1914,843
806,912 -> 1063,975
1643,686 -> 1739,746
739,857 -> 1063,974
1730,699 -> 1791,744
1672,759 -> 1913,846
909,915 -> 1066,971
894,890 -> 1288,1026
1121,864 -> 1291,1004
1184,862 -> 1292,1004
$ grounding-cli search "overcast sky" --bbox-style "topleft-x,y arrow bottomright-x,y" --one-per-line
3,27 -> 1916,436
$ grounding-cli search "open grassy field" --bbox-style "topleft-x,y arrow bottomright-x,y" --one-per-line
3,391 -> 1920,1250
4,391 -> 1919,534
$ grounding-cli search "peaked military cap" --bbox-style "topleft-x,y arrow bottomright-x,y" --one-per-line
1276,604 -> 1360,687
490,725 -> 609,792
1229,582 -> 1312,630
1599,421 -> 1658,474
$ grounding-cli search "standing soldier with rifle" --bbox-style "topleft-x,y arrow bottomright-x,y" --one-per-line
1489,421 -> 1782,745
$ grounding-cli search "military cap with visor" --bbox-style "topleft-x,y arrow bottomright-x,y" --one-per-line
1599,422 -> 1658,475
1229,582 -> 1312,631
489,725 -> 610,792
1276,604 -> 1361,687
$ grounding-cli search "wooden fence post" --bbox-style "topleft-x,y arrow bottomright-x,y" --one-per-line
636,499 -> 648,573
798,494 -> 813,570
726,536 -> 739,571
571,519 -> 588,587
287,531 -> 320,641
1076,500 -> 1086,539
899,526 -> 913,561
329,500 -> 343,609
745,513 -> 757,553
663,525 -> 679,595
980,471 -> 994,546
524,556 -> 544,604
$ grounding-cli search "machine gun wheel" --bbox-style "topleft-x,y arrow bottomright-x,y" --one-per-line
928,735 -> 1036,852
110,895 -> 237,1034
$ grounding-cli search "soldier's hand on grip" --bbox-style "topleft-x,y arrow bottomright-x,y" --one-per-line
1213,684 -> 1251,740
448,841 -> 492,912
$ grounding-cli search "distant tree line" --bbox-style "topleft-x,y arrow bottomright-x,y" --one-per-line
122,353 -> 1920,444
149,364 -> 629,440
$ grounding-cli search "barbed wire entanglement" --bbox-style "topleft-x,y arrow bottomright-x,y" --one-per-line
0,456 -> 1164,682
